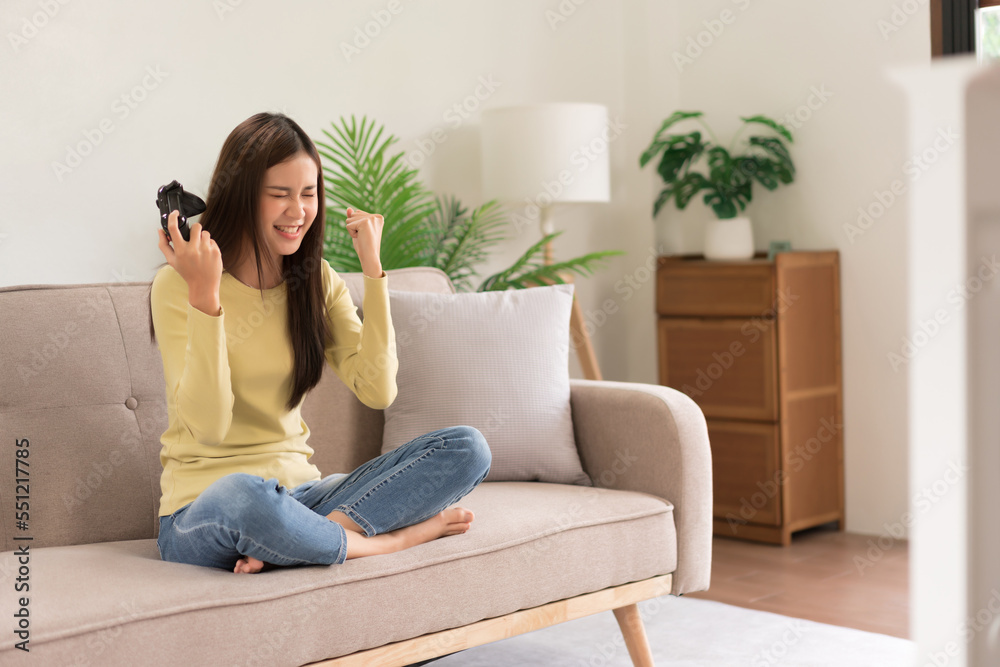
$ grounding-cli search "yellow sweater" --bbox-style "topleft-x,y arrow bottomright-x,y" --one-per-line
150,259 -> 397,517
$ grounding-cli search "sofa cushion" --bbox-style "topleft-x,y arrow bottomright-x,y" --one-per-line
382,284 -> 592,486
0,482 -> 675,666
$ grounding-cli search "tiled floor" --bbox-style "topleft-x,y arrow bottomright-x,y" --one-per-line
686,525 -> 909,639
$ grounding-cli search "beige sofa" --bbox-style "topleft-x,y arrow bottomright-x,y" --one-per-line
0,266 -> 712,667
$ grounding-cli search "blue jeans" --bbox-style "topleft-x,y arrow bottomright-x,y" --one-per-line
157,425 -> 491,571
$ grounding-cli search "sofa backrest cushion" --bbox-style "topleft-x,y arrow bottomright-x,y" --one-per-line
0,266 -> 453,551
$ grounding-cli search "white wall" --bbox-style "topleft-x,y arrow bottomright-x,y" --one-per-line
0,0 -> 668,387
665,1 -> 929,536
0,0 -> 926,535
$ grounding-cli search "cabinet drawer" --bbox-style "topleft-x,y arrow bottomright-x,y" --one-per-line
708,420 -> 781,527
657,260 -> 774,317
658,318 -> 777,421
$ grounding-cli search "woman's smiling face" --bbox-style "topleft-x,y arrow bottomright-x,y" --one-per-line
258,151 -> 319,258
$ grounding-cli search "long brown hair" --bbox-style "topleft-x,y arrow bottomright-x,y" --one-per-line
147,111 -> 331,412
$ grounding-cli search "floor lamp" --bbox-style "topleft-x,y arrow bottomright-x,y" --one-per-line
480,103 -> 610,381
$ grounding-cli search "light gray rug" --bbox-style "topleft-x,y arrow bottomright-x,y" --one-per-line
426,595 -> 917,666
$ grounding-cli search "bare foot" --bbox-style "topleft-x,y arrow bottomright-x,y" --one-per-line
393,507 -> 475,550
236,508 -> 477,569
341,507 -> 475,560
234,555 -> 265,574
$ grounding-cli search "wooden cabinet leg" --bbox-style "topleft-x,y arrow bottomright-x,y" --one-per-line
612,603 -> 655,667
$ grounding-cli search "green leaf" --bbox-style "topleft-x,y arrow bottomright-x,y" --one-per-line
746,137 -> 795,184
419,194 -> 466,264
509,251 -> 624,287
706,146 -> 735,187
655,131 -> 704,184
426,196 -> 508,291
652,185 -> 674,218
703,193 -> 740,219
674,172 -> 710,209
639,140 -> 668,169
744,156 -> 781,190
639,112 -> 704,168
318,115 -> 438,271
701,147 -> 748,214
477,232 -> 560,292
650,111 -> 704,142
740,115 -> 794,143
478,230 -> 625,292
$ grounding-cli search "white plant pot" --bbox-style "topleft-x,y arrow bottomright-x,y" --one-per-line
704,216 -> 755,260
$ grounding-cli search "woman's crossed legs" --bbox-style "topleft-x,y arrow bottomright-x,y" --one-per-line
157,426 -> 492,573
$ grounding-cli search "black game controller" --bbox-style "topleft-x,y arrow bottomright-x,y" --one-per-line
156,180 -> 206,242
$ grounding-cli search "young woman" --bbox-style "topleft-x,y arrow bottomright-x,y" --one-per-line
148,112 -> 491,574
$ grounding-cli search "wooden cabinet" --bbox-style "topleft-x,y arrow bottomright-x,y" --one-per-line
656,251 -> 844,545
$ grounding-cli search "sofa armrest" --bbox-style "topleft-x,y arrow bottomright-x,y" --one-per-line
569,378 -> 712,595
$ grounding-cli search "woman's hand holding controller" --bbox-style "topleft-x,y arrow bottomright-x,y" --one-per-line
157,210 -> 223,316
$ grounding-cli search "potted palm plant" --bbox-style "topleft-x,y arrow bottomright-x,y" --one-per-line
639,111 -> 795,260
316,115 -> 622,291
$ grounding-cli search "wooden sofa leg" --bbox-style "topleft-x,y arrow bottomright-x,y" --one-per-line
612,603 -> 655,667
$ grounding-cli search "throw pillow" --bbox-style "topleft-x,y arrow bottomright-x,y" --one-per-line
381,283 -> 592,486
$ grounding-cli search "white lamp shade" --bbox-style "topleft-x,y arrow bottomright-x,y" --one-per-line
481,103 -> 611,205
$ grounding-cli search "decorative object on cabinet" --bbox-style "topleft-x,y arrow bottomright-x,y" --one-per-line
639,111 -> 796,260
767,240 -> 793,261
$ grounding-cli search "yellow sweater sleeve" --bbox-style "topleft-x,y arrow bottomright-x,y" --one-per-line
324,266 -> 398,410
151,266 -> 235,446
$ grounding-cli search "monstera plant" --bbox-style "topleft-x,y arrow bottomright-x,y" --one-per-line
315,115 -> 622,291
639,111 -> 795,259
